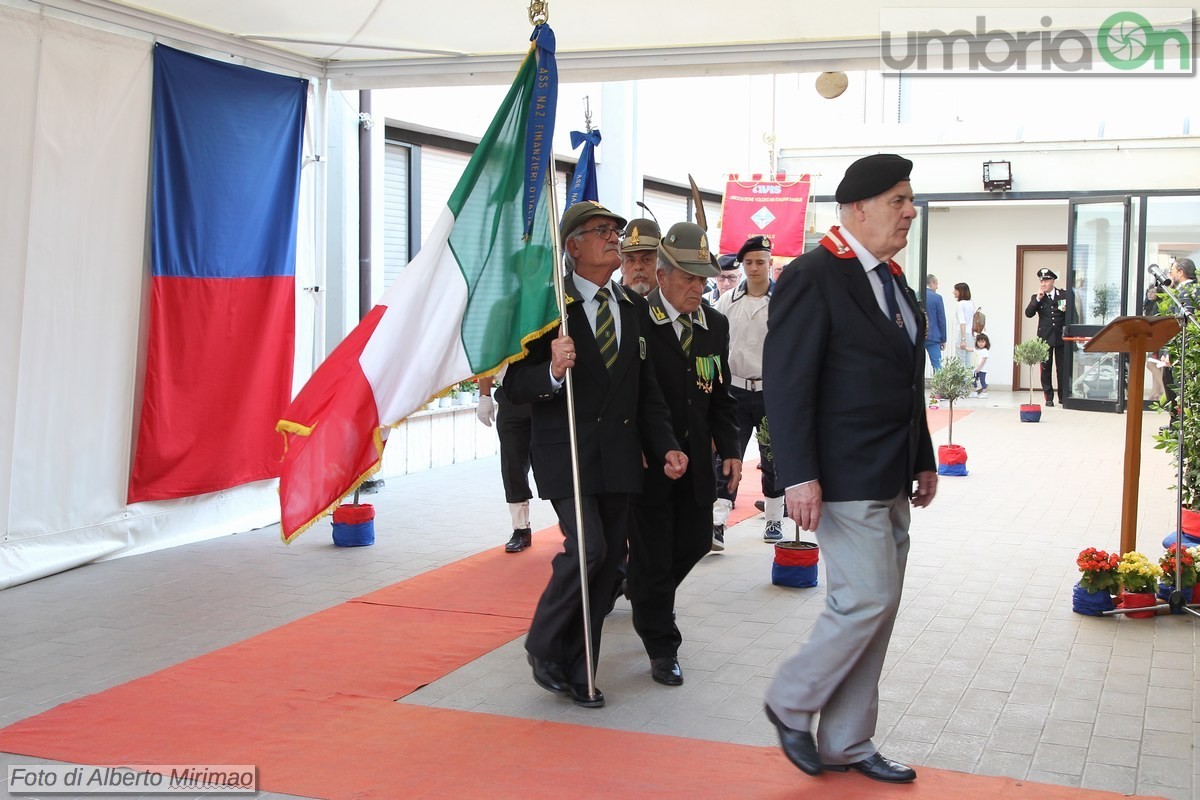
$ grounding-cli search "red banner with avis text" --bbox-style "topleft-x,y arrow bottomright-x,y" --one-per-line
719,174 -> 811,258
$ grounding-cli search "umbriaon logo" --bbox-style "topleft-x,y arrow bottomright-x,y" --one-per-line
879,8 -> 1194,74
1098,11 -> 1190,70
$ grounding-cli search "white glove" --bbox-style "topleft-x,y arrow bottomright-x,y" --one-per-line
476,395 -> 496,426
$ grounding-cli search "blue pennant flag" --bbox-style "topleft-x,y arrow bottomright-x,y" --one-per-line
523,24 -> 557,237
567,128 -> 601,206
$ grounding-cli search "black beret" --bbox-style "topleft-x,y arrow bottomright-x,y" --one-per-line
835,154 -> 913,204
1036,268 -> 1057,280
737,235 -> 772,262
717,254 -> 739,272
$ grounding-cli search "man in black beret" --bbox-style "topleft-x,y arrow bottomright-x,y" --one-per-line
1024,267 -> 1068,406
761,154 -> 934,784
713,234 -> 785,548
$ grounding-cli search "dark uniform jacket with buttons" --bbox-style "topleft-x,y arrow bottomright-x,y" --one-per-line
762,226 -> 935,503
639,290 -> 740,507
504,273 -> 679,500
1024,288 -> 1068,346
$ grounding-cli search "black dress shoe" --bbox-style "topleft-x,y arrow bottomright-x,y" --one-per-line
569,683 -> 604,708
527,654 -> 570,697
505,528 -> 532,553
754,499 -> 766,513
650,656 -> 683,686
825,752 -> 916,783
764,704 -> 822,776
1045,398 -> 1055,407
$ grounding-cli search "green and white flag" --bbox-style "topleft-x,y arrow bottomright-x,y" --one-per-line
277,26 -> 559,541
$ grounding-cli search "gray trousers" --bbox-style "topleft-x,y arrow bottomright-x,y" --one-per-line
765,492 -> 911,764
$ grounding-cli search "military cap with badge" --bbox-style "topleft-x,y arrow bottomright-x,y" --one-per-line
1037,268 -> 1057,280
659,222 -> 720,277
621,218 -> 662,253
737,234 -> 772,263
559,200 -> 627,238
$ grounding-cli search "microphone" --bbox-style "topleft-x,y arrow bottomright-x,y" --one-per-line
1149,264 -> 1171,286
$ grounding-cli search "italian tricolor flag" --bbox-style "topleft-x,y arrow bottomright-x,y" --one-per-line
277,28 -> 559,541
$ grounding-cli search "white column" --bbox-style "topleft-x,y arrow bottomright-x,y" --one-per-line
597,81 -> 641,221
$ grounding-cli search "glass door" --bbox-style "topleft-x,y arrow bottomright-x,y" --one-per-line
1065,197 -> 1131,412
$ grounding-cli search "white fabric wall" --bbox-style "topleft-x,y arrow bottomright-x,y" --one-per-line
0,8 -> 289,589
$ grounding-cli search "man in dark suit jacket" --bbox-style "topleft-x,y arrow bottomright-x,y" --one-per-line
629,222 -> 741,687
504,201 -> 687,709
761,154 -> 937,784
1024,267 -> 1068,406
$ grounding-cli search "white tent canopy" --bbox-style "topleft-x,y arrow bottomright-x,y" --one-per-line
32,0 -> 1139,85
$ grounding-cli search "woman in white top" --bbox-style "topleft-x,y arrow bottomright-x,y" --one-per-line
953,282 -> 975,369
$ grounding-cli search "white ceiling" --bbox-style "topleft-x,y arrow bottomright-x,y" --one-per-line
39,0 -> 1141,88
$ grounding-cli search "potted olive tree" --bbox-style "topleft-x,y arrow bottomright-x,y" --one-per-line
929,356 -> 973,475
1013,338 -> 1051,422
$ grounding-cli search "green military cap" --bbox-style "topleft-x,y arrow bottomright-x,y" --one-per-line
559,201 -> 627,239
658,222 -> 720,278
620,218 -> 661,253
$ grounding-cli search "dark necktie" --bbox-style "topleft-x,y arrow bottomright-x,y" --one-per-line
874,264 -> 905,330
679,313 -> 693,355
594,287 -> 617,371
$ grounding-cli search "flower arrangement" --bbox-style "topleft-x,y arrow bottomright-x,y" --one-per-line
1117,550 -> 1163,594
1158,544 -> 1198,588
1076,547 -> 1120,594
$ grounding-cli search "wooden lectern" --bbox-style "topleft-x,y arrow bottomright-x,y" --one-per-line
1084,315 -> 1180,554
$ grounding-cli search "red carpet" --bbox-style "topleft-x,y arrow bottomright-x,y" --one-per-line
5,417 -> 1158,800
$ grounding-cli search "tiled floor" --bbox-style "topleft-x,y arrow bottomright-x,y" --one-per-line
0,391 -> 1196,800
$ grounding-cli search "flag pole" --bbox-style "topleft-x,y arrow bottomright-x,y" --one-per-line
544,159 -> 599,701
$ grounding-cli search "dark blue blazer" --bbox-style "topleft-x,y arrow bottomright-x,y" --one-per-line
924,288 -> 947,345
762,227 -> 935,502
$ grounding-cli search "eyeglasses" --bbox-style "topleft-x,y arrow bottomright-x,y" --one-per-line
575,224 -> 623,240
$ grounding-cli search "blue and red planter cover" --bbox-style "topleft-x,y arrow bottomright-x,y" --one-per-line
937,444 -> 968,476
772,541 -> 819,588
332,503 -> 375,547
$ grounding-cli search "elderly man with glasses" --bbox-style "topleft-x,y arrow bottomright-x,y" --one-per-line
504,200 -> 687,709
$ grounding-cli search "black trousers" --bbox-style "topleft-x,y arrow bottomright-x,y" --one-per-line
526,493 -> 629,684
629,471 -> 710,658
494,386 -> 532,503
716,386 -> 781,501
1041,343 -> 1066,403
